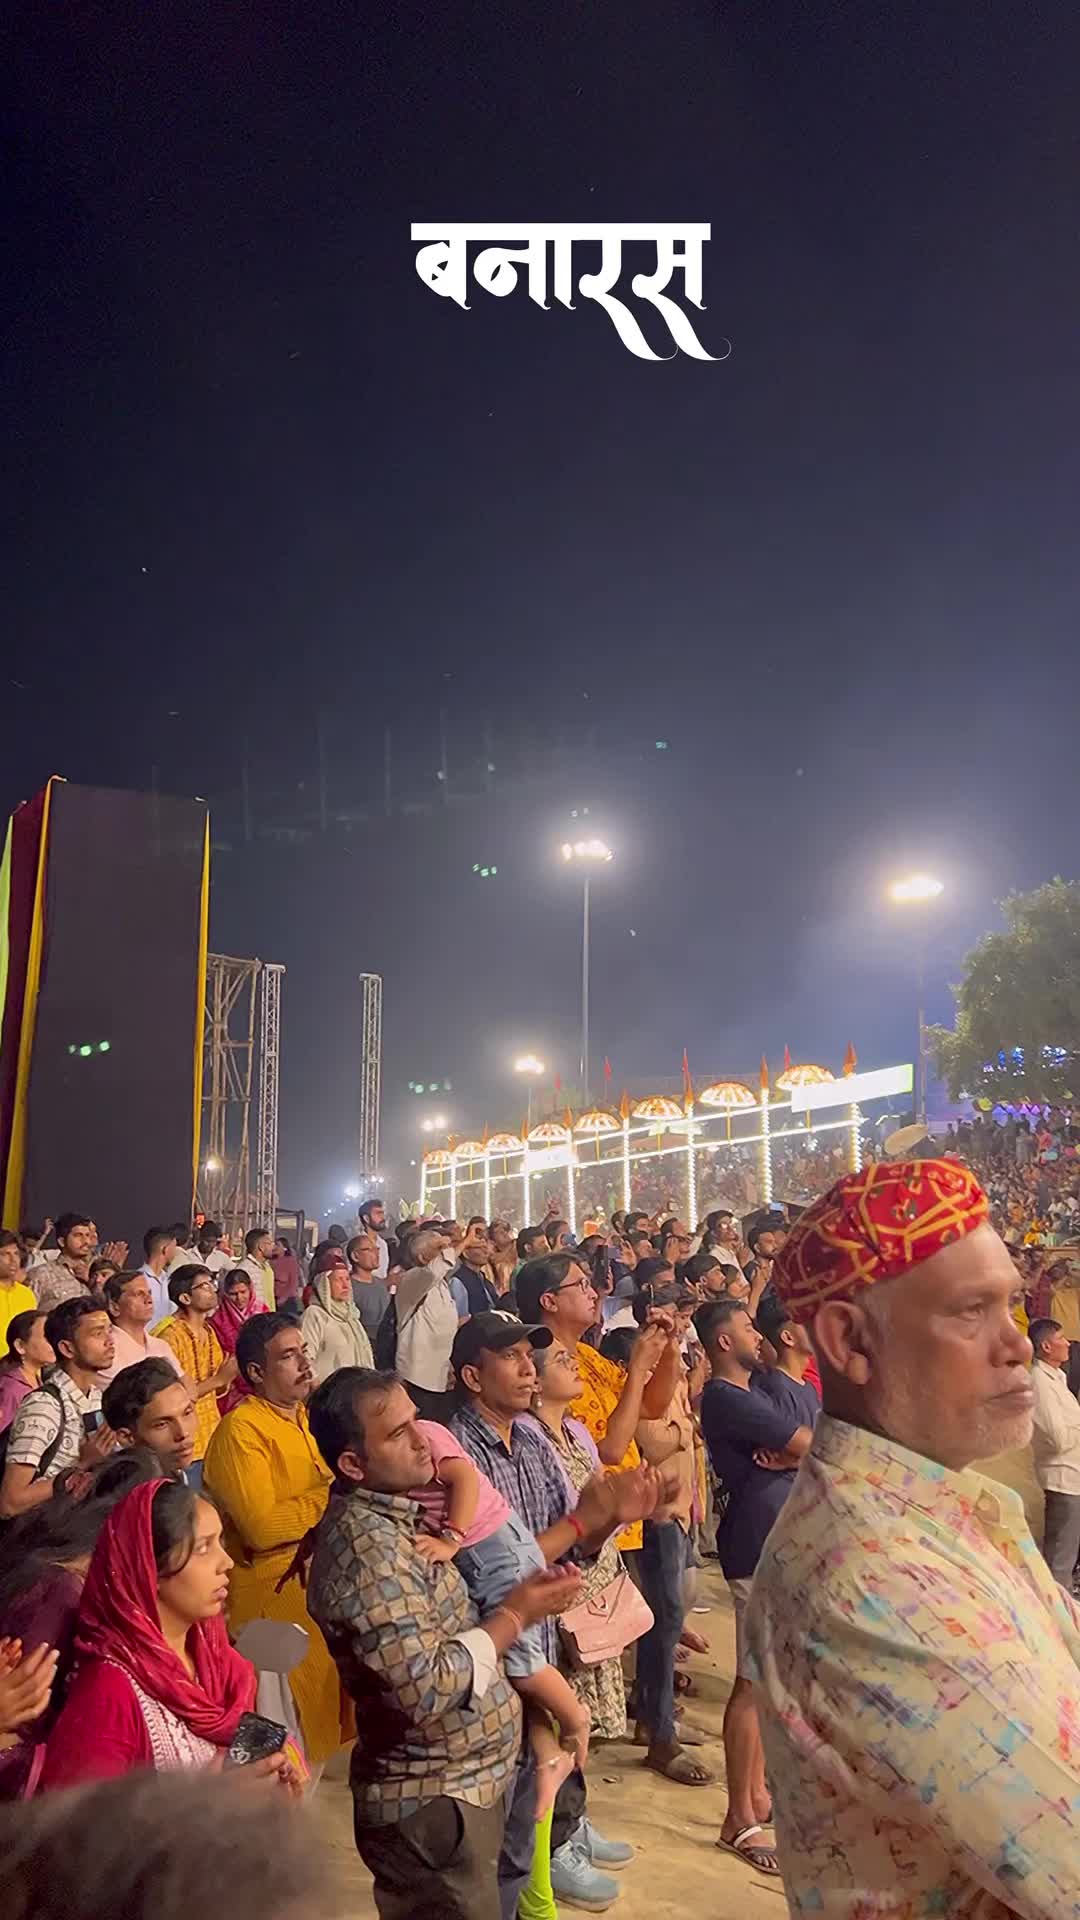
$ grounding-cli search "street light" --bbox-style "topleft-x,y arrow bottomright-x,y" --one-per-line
513,1053 -> 546,1130
420,1113 -> 448,1134
889,874 -> 944,906
560,837 -> 614,1104
888,872 -> 944,1125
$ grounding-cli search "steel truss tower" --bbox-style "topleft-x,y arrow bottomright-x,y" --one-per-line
359,973 -> 383,1187
255,962 -> 283,1232
200,953 -> 284,1242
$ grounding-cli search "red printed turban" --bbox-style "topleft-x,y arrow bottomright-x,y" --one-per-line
772,1158 -> 989,1324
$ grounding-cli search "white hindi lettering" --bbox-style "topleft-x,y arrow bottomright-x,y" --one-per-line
409,223 -> 726,361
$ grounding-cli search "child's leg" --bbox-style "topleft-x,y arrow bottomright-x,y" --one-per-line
527,1706 -> 576,1822
517,1808 -> 557,1920
456,1516 -> 551,1682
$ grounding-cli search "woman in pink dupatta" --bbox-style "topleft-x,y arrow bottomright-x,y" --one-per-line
209,1269 -> 267,1413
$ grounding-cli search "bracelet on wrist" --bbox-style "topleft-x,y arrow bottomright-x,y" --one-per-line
567,1511 -> 585,1541
495,1604 -> 525,1636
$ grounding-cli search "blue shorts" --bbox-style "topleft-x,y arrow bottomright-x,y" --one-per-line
456,1510 -> 548,1677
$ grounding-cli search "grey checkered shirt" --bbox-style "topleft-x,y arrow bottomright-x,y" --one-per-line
308,1484 -> 521,1826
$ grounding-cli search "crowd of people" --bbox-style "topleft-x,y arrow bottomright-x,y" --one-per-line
2,1149 -> 1080,1917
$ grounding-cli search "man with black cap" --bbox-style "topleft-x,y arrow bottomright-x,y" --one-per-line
450,1311 -> 656,1912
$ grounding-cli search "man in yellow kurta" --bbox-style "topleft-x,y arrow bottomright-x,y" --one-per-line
203,1310 -> 343,1768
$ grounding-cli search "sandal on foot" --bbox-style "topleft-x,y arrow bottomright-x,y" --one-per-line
716,1826 -> 780,1875
634,1719 -> 706,1748
679,1627 -> 709,1655
673,1720 -> 707,1745
645,1749 -> 714,1786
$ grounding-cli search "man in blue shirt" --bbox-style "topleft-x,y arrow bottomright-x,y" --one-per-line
754,1295 -> 821,1432
696,1297 -> 814,1879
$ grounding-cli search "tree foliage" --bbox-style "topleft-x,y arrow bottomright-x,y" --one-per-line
928,879 -> 1080,1104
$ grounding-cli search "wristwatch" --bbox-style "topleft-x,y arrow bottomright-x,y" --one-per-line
441,1524 -> 466,1545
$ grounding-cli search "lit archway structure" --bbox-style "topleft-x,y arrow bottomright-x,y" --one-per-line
419,1056 -> 913,1223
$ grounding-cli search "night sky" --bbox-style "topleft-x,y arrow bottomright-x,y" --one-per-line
7,2 -> 1080,1212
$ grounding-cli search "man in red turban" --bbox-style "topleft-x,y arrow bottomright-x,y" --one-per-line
746,1158 -> 1080,1918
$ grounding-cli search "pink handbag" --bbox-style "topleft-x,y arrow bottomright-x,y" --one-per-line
558,1571 -> 655,1667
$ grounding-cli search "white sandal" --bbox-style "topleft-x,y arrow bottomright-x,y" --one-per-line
716,1825 -> 780,1875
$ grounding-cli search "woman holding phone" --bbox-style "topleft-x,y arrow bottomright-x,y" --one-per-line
42,1479 -> 299,1792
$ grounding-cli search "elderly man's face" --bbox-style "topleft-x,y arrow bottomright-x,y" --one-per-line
814,1223 -> 1033,1471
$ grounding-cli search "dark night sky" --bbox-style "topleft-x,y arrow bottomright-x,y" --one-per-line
6,2 -> 1080,1211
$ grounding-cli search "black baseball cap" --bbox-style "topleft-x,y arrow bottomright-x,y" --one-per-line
451,1310 -> 554,1377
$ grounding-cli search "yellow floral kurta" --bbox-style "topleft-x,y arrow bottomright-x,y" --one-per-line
750,1415 -> 1080,1917
203,1396 -> 342,1764
569,1341 -> 643,1551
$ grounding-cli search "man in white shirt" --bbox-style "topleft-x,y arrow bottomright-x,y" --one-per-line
98,1271 -> 184,1386
1029,1315 -> 1080,1588
237,1227 -> 276,1311
394,1227 -> 457,1419
139,1226 -> 179,1326
358,1199 -> 390,1279
196,1220 -> 233,1278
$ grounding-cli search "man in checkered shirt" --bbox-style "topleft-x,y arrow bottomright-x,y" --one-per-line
307,1366 -> 583,1920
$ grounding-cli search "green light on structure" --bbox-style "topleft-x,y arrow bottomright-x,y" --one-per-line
79,1045 -> 93,1057
99,1041 -> 110,1053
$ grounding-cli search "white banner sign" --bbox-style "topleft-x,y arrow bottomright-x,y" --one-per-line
524,1145 -> 570,1173
789,1063 -> 914,1114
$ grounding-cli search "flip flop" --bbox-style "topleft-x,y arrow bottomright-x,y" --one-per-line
634,1719 -> 707,1747
645,1750 -> 715,1786
716,1826 -> 780,1875
674,1719 -> 707,1745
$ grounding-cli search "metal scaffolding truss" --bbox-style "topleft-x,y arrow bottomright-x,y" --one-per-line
359,973 -> 382,1184
200,953 -> 284,1242
256,963 -> 283,1231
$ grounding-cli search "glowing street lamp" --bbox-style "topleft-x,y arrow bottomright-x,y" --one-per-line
889,873 -> 944,905
560,837 -> 614,1103
513,1053 -> 545,1131
889,872 -> 944,1125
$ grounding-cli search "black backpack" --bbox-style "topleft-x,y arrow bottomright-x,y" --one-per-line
373,1297 -> 398,1371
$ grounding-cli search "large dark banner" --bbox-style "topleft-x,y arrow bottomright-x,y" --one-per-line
9,782 -> 208,1246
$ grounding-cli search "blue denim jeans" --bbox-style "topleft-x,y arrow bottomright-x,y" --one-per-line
456,1512 -> 548,1677
634,1520 -> 691,1745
